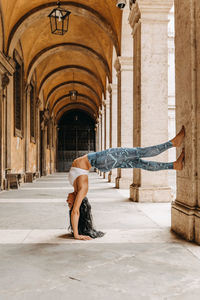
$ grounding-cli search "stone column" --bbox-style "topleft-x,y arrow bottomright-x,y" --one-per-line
171,0 -> 200,244
95,121 -> 99,152
0,74 -> 9,189
115,56 -> 134,189
25,84 -> 32,173
36,98 -> 41,176
100,106 -> 105,177
49,118 -> 53,174
104,98 -> 110,180
98,110 -> 102,175
42,125 -> 47,176
129,0 -> 173,202
108,84 -> 118,183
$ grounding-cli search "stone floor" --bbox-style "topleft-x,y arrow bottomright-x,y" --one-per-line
0,172 -> 200,300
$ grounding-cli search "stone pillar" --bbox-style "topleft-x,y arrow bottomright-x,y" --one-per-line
95,121 -> 99,152
42,126 -> 47,176
171,0 -> 200,244
100,106 -> 105,177
25,84 -> 32,173
98,110 -> 102,175
49,118 -> 53,174
0,74 -> 9,189
108,84 -> 118,183
101,105 -> 105,151
36,98 -> 41,176
129,0 -> 173,202
103,98 -> 110,180
115,56 -> 134,189
40,110 -> 49,176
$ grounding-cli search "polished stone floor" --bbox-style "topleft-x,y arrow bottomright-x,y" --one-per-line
0,172 -> 200,300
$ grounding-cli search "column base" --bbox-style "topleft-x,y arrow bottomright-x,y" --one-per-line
115,177 -> 132,189
108,170 -> 118,183
130,184 -> 172,202
171,200 -> 200,244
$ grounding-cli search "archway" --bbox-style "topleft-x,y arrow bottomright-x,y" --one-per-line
57,110 -> 95,172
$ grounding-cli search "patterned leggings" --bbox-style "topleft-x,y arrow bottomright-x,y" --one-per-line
87,141 -> 174,172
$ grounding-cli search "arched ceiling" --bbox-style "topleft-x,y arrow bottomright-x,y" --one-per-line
0,0 -> 122,121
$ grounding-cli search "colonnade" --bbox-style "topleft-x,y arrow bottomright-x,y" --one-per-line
96,0 -> 173,202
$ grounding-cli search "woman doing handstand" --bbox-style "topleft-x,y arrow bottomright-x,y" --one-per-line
66,126 -> 185,240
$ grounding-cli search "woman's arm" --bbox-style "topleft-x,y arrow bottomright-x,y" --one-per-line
71,176 -> 92,240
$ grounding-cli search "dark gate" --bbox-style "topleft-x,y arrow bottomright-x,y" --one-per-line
57,110 -> 95,171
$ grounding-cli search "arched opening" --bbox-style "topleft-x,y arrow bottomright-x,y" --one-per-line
57,109 -> 95,171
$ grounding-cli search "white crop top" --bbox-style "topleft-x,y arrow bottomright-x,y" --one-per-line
68,167 -> 89,186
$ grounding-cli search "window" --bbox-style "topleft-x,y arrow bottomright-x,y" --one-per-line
30,83 -> 35,141
14,51 -> 23,137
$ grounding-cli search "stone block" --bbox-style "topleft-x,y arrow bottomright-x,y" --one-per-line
130,184 -> 172,202
171,202 -> 195,242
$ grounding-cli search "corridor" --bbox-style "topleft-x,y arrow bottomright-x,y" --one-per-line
0,172 -> 200,300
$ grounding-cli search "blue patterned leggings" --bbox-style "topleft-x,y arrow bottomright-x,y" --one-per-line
87,141 -> 174,172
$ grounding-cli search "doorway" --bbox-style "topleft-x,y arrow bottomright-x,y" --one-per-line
57,110 -> 95,171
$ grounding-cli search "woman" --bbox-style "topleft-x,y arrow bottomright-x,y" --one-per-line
67,126 -> 185,240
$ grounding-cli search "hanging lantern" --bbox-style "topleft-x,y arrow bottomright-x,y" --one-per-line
69,72 -> 78,101
48,1 -> 71,35
69,90 -> 78,101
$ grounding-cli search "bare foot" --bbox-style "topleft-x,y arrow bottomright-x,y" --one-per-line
171,126 -> 185,147
173,149 -> 185,170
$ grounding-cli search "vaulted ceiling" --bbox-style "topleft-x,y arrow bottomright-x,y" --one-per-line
0,0 -> 122,121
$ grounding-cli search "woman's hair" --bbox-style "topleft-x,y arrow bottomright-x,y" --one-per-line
69,197 -> 105,239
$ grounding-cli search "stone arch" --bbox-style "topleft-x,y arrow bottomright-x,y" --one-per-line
51,93 -> 98,113
38,65 -> 105,98
27,43 -> 111,83
46,81 -> 101,107
7,2 -> 120,57
56,102 -> 97,122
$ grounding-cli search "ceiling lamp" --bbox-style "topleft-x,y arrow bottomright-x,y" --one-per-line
48,1 -> 71,35
69,73 -> 78,101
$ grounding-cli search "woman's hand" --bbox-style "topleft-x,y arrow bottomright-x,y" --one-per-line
74,234 -> 92,241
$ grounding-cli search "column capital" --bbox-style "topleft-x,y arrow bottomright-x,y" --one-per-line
26,84 -> 32,94
129,0 -> 173,28
1,73 -> 10,89
36,97 -> 42,108
115,57 -> 133,73
103,99 -> 110,107
107,84 -> 112,94
110,83 -> 117,93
